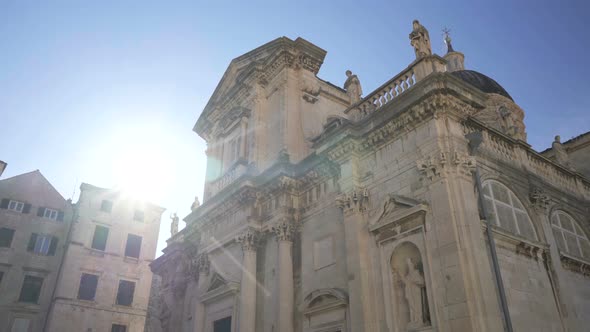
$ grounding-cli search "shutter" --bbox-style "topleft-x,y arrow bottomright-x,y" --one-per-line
57,211 -> 64,222
48,237 -> 58,256
0,199 -> 8,209
27,233 -> 38,252
22,203 -> 31,214
37,207 -> 45,217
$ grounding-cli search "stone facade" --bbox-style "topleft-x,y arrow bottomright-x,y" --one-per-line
44,183 -> 165,332
0,171 -> 72,332
151,22 -> 590,332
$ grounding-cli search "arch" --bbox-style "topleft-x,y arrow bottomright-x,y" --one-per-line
482,180 -> 538,241
303,288 -> 348,312
550,210 -> 590,259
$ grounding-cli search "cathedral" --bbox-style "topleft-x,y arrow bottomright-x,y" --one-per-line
150,21 -> 590,332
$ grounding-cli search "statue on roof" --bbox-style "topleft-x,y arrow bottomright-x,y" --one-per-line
344,70 -> 363,104
170,213 -> 179,236
191,196 -> 200,211
552,135 -> 573,169
410,20 -> 432,59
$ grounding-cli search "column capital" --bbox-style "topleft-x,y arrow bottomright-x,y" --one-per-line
529,187 -> 552,212
336,187 -> 370,216
417,150 -> 475,182
195,253 -> 210,276
272,218 -> 298,242
236,228 -> 260,252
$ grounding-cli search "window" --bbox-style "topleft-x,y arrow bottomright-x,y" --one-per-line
91,225 -> 109,251
18,275 -> 44,303
27,233 -> 58,256
1,199 -> 30,213
0,228 -> 15,248
111,324 -> 127,332
0,271 -> 4,284
116,280 -> 135,306
551,211 -> 590,259
37,207 -> 63,221
482,181 -> 537,241
78,273 -> 99,301
133,210 -> 144,222
213,317 -> 232,332
101,200 -> 113,213
10,318 -> 31,332
124,234 -> 142,259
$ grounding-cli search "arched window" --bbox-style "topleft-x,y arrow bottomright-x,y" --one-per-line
482,180 -> 537,241
551,211 -> 590,259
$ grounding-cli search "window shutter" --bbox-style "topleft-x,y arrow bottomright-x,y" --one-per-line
57,211 -> 64,222
48,237 -> 58,256
0,199 -> 9,209
27,233 -> 38,252
37,207 -> 45,217
22,203 -> 31,214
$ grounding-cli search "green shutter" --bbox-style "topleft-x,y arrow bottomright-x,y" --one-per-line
0,199 -> 8,209
27,233 -> 38,252
57,211 -> 64,221
37,207 -> 45,217
22,203 -> 31,214
48,237 -> 58,256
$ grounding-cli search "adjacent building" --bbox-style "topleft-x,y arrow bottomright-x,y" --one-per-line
0,170 -> 71,332
0,169 -> 165,332
46,183 -> 165,332
151,21 -> 590,332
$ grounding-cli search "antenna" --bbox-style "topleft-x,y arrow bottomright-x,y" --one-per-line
442,27 -> 454,53
71,177 -> 78,201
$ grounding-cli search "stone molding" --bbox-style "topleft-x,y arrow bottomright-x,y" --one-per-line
529,187 -> 552,212
482,222 -> 549,262
417,150 -> 476,181
336,187 -> 369,216
236,228 -> 261,252
560,252 -> 590,277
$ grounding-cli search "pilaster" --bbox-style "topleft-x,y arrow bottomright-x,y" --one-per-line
236,228 -> 260,332
271,218 -> 296,332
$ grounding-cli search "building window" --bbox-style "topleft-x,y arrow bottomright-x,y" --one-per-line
36,207 -> 64,221
551,211 -> 590,259
133,210 -> 144,222
18,275 -> 44,303
111,324 -> 127,332
213,317 -> 232,332
78,273 -> 99,301
10,318 -> 31,332
27,233 -> 58,256
1,199 -> 30,214
124,234 -> 142,259
0,227 -> 16,248
116,280 -> 135,306
91,225 -> 109,251
482,180 -> 537,241
0,271 -> 4,285
101,200 -> 113,213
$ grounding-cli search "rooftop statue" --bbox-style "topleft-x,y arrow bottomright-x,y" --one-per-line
344,70 -> 363,104
170,213 -> 179,236
191,196 -> 200,211
553,135 -> 573,169
409,20 -> 432,59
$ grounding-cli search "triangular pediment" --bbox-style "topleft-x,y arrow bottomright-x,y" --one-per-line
207,272 -> 227,292
372,194 -> 422,223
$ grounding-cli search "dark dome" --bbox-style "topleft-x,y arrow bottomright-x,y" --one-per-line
451,70 -> 513,101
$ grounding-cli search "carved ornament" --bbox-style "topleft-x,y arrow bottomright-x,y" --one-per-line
336,187 -> 369,216
236,228 -> 260,252
417,150 -> 475,181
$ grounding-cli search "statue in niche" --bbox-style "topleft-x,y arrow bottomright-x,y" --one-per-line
344,70 -> 363,103
409,20 -> 432,59
553,135 -> 573,169
191,196 -> 200,211
400,257 -> 429,328
170,213 -> 179,236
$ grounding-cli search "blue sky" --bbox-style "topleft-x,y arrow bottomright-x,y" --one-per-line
1,0 -> 588,255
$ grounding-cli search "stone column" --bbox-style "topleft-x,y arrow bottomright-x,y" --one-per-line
236,229 -> 259,332
240,116 -> 248,160
336,188 -> 379,332
193,254 -> 210,332
272,219 -> 295,332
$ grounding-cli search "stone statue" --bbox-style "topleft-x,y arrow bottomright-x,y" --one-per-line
344,70 -> 363,103
409,20 -> 432,59
553,135 -> 572,169
191,196 -> 200,211
170,213 -> 179,236
401,258 -> 426,328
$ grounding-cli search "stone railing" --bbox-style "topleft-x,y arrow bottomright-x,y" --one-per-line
208,160 -> 249,197
346,67 -> 416,120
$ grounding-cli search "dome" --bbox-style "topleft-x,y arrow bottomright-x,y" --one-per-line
450,70 -> 513,101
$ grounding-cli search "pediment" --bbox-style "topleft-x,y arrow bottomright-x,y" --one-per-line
303,288 -> 348,316
369,194 -> 428,239
207,272 -> 227,292
195,37 -> 327,137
